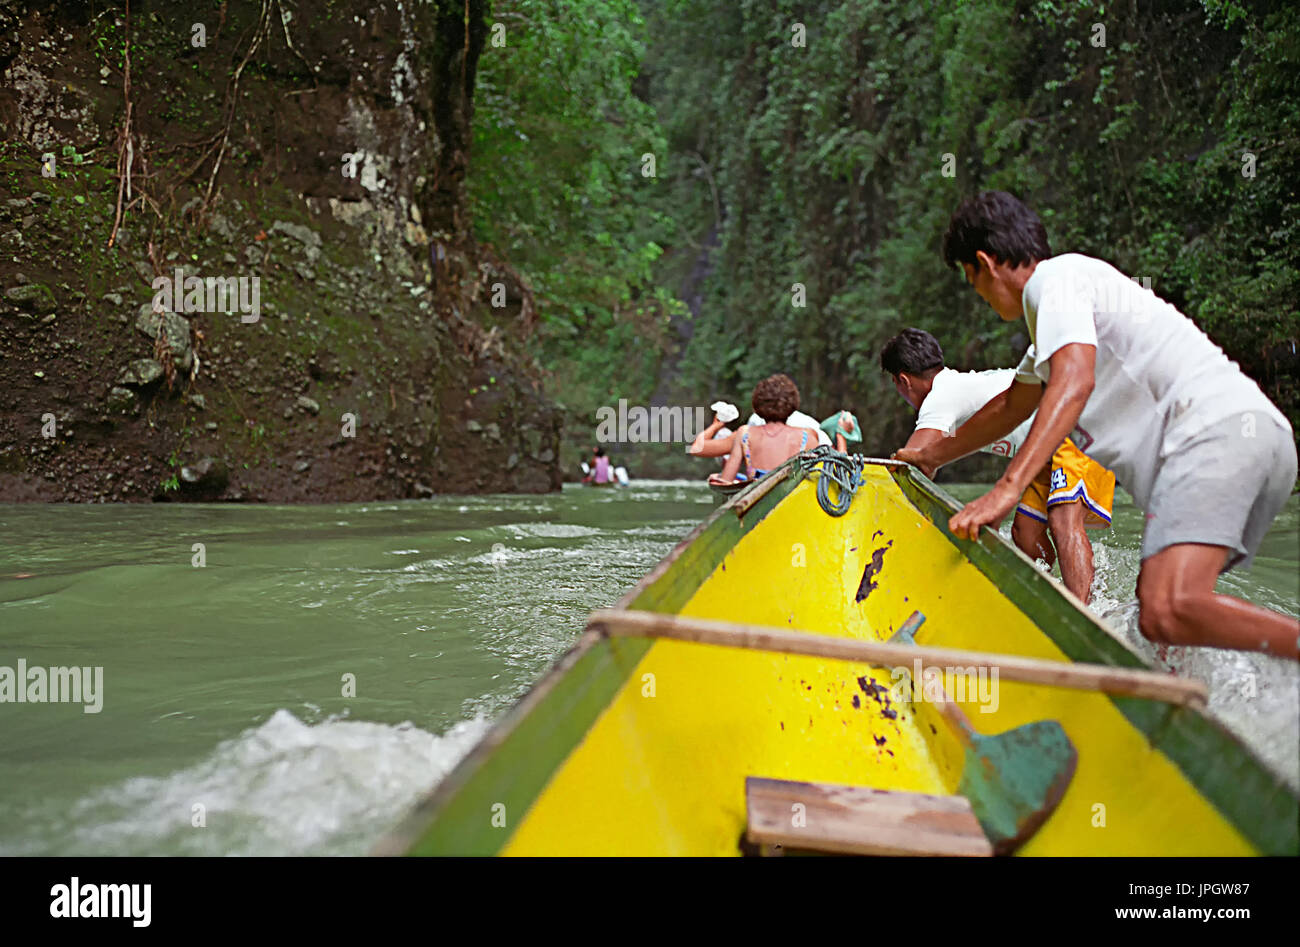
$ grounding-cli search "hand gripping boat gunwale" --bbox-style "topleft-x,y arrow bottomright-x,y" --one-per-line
377,456 -> 1299,856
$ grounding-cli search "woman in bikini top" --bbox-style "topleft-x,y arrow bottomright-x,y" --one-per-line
708,373 -> 815,486
738,425 -> 809,479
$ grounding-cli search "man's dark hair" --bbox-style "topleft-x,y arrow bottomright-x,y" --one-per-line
880,329 -> 945,378
751,373 -> 800,422
941,190 -> 1051,271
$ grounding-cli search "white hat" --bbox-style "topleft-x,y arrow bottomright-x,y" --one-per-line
711,401 -> 739,423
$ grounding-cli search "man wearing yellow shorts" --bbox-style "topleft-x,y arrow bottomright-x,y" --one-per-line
1018,438 -> 1114,528
881,329 -> 1115,603
1013,437 -> 1116,599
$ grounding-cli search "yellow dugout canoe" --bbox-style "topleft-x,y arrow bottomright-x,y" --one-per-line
379,454 -> 1299,856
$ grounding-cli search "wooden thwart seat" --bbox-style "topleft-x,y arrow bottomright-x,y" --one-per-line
745,776 -> 994,857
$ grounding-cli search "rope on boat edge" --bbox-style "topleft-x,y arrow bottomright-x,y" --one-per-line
796,445 -> 866,517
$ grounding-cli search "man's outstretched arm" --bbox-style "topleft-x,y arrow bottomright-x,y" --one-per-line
949,344 -> 1096,540
893,380 -> 1043,476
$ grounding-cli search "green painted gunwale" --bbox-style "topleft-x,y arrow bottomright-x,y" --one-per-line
377,460 -> 1298,856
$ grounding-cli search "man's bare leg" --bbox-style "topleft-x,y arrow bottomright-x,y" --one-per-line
1011,512 -> 1055,566
1137,543 -> 1300,659
1046,500 -> 1094,604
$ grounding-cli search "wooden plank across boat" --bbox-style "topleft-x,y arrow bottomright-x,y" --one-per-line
377,455 -> 1300,856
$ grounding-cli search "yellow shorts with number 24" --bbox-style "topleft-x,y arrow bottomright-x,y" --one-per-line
1016,438 -> 1115,529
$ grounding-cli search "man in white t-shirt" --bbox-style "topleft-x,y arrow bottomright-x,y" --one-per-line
882,328 -> 1115,603
897,190 -> 1297,660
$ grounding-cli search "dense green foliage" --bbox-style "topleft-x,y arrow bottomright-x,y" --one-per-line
473,0 -> 1299,471
470,0 -> 682,433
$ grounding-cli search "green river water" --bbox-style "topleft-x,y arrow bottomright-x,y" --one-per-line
1,482 -> 1296,855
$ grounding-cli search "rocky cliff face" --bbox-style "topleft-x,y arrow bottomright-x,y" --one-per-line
0,0 -> 561,501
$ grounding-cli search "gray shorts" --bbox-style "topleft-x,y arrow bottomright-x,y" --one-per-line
1142,414 -> 1298,570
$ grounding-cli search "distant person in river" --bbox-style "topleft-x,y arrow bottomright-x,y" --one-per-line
898,190 -> 1297,659
582,446 -> 614,486
882,328 -> 1114,603
708,374 -> 817,485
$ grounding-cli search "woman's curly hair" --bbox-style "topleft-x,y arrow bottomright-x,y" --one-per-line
751,373 -> 800,423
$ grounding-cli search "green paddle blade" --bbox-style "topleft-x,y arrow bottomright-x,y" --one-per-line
887,610 -> 1078,854
957,719 -> 1078,854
